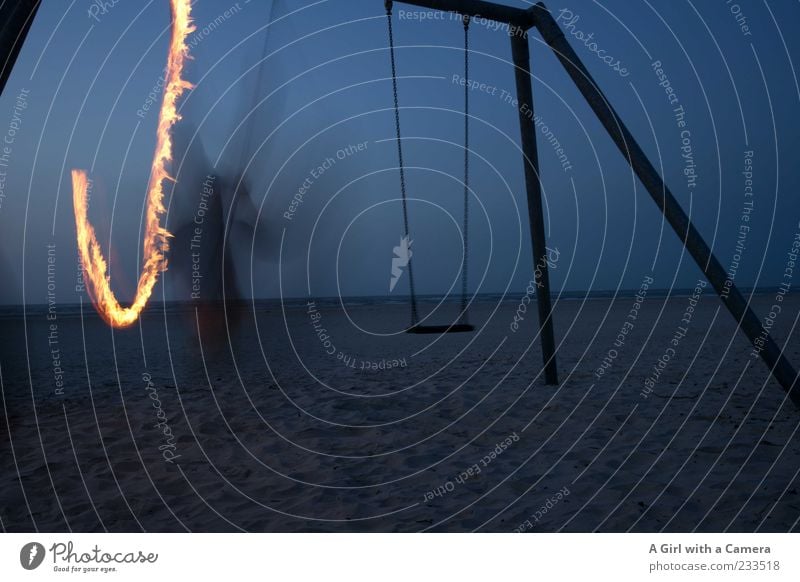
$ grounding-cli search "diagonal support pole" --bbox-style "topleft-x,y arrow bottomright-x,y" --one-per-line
530,2 -> 800,408
511,27 -> 559,385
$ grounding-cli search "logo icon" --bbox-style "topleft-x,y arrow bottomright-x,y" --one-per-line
389,236 -> 413,292
20,542 -> 45,570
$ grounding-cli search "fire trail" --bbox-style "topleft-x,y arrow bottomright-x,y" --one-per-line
72,0 -> 194,328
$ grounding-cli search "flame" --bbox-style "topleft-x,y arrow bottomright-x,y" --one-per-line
72,0 -> 194,328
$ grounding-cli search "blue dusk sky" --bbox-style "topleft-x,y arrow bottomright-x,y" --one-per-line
0,0 -> 798,305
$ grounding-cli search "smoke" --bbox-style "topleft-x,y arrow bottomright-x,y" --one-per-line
161,2 -> 295,334
168,0 -> 404,300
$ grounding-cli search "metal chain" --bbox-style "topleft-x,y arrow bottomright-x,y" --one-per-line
460,15 -> 471,324
386,1 -> 419,326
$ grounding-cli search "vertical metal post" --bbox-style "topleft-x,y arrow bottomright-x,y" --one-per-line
511,27 -> 559,385
531,2 -> 800,407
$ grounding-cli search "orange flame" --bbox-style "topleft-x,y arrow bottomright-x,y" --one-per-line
72,0 -> 194,328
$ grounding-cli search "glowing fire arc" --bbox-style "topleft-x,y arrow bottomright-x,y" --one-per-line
72,0 -> 194,328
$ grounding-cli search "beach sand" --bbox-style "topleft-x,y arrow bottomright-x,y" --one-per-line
1,293 -> 799,532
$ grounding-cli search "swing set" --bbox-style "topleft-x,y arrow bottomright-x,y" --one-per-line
383,0 -> 800,409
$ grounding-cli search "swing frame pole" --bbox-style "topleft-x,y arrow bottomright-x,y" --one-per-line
388,0 -> 800,408
529,1 -> 800,407
511,28 -> 559,385
0,0 -> 41,96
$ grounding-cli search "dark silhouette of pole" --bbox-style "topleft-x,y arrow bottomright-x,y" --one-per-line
530,1 -> 800,407
511,28 -> 559,385
0,0 -> 40,96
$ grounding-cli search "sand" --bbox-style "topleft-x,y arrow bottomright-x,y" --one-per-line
1,293 -> 799,532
